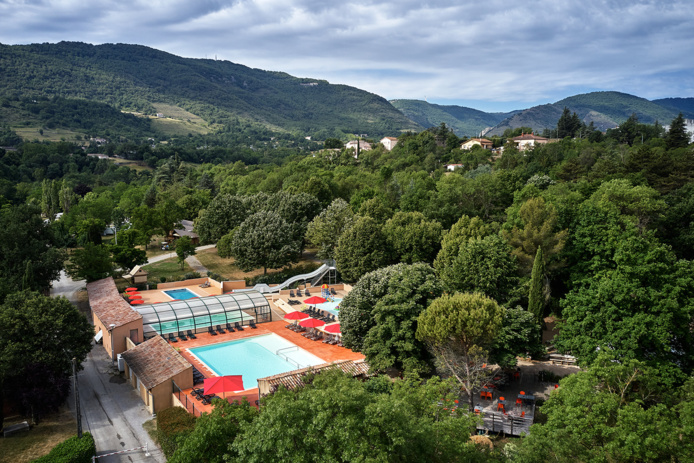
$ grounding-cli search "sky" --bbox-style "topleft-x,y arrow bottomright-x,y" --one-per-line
1,0 -> 693,112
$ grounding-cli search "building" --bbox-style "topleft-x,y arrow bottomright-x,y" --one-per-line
123,265 -> 148,284
88,277 -> 144,360
121,335 -> 193,414
345,140 -> 372,151
446,164 -> 464,171
511,133 -> 549,151
461,138 -> 493,150
380,137 -> 399,151
169,220 -> 199,245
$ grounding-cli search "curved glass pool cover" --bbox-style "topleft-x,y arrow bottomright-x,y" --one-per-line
134,291 -> 271,338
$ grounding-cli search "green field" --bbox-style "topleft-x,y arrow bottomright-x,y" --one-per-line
13,127 -> 84,142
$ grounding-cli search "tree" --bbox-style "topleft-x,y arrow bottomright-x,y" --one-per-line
358,197 -> 393,224
305,198 -> 355,261
195,194 -> 250,244
0,204 -> 66,302
66,243 -> 113,282
517,356 -> 693,462
0,292 -> 92,427
489,308 -> 544,368
169,399 -> 258,463
175,236 -> 197,269
502,196 -> 568,275
323,138 -> 343,149
357,263 -> 444,375
417,293 -> 505,411
382,211 -> 443,264
666,112 -> 690,149
527,246 -> 546,323
556,107 -> 583,138
229,211 -> 300,274
334,216 -> 390,282
232,370 -> 488,463
437,235 -> 519,305
110,245 -> 148,272
434,214 -> 498,276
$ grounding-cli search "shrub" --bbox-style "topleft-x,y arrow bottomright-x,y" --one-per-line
160,276 -> 167,283
183,272 -> 201,280
32,432 -> 95,463
157,407 -> 197,458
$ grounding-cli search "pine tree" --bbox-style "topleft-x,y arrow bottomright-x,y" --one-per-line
666,112 -> 690,149
528,246 -> 545,324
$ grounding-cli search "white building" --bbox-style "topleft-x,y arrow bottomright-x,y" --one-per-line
380,137 -> 399,151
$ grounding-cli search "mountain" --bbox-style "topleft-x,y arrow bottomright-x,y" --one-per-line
389,99 -> 517,136
0,42 -> 421,138
652,98 -> 694,119
486,91 -> 681,135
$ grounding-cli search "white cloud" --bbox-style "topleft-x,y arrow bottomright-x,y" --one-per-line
0,0 -> 692,110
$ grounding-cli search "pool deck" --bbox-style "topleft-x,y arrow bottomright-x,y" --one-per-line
174,320 -> 365,414
129,283 -> 223,305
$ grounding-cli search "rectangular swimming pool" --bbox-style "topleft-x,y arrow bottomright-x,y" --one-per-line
317,297 -> 342,317
164,288 -> 199,300
189,333 -> 325,390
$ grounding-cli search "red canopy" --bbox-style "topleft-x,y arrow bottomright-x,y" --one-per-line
130,300 -> 144,305
324,323 -> 341,333
128,294 -> 143,300
126,287 -> 138,291
304,296 -> 327,304
284,311 -> 310,320
300,318 -> 325,328
204,375 -> 245,397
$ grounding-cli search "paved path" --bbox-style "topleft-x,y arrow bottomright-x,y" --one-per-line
184,254 -> 209,274
50,270 -> 86,303
69,345 -> 165,463
144,244 -> 216,265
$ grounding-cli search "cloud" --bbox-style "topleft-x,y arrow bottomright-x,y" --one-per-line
0,0 -> 692,111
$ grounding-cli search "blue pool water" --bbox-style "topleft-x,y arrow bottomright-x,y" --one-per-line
189,334 -> 325,390
316,297 -> 342,317
164,288 -> 199,300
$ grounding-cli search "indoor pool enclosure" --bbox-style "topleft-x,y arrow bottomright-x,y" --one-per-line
134,290 -> 272,339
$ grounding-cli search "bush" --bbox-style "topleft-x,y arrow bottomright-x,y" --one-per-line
206,271 -> 223,281
157,407 -> 197,458
183,272 -> 201,280
33,432 -> 95,463
160,276 -> 167,283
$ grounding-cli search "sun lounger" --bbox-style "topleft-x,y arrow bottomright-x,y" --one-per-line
289,290 -> 295,297
249,320 -> 257,329
178,331 -> 188,341
226,323 -> 236,332
168,332 -> 178,343
208,326 -> 218,336
304,288 -> 311,296
296,288 -> 303,297
187,329 -> 197,339
330,288 -> 337,295
323,334 -> 333,344
216,324 -> 226,334
235,321 -> 244,331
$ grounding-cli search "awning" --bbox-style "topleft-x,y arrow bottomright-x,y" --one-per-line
94,330 -> 103,343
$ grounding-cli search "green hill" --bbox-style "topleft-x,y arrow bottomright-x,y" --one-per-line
389,99 -> 515,136
0,41 -> 420,138
652,98 -> 694,119
487,91 -> 680,135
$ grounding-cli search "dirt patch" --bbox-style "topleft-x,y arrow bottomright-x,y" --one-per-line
0,406 -> 77,463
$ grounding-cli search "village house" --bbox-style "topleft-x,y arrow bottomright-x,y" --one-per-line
512,133 -> 550,150
461,138 -> 493,150
380,137 -> 399,151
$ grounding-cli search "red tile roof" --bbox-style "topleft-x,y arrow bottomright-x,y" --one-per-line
512,134 -> 549,141
260,359 -> 370,396
87,277 -> 142,328
121,335 -> 191,390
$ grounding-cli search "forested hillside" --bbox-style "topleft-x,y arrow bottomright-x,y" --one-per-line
0,42 -> 421,138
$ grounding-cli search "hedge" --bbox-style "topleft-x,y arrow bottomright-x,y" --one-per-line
32,432 -> 95,463
157,406 -> 196,458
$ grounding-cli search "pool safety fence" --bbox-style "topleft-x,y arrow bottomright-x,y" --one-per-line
173,381 -> 204,417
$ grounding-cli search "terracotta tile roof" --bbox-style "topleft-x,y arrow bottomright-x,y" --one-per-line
382,137 -> 398,141
512,133 -> 548,141
260,359 -> 370,396
121,335 -> 192,390
87,277 -> 142,328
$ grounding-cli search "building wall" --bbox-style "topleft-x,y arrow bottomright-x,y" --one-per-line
94,317 -> 143,360
149,367 -> 193,413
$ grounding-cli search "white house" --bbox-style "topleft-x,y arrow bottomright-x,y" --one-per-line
380,137 -> 399,151
461,138 -> 493,150
446,164 -> 464,171
511,133 -> 549,151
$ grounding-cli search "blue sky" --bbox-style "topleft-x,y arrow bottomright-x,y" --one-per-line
1,0 -> 692,112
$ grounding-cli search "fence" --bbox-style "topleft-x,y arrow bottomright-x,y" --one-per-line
173,381 -> 204,417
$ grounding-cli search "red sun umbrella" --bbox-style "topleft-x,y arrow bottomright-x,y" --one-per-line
304,296 -> 327,304
204,375 -> 245,398
300,318 -> 325,328
128,294 -> 143,300
324,323 -> 341,333
126,287 -> 138,291
130,300 -> 144,305
284,311 -> 310,320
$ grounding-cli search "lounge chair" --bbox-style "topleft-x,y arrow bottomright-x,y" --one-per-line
208,326 -> 218,336
216,324 -> 226,334
323,334 -> 333,344
304,288 -> 311,296
289,290 -> 295,297
178,331 -> 188,341
187,329 -> 197,339
168,332 -> 178,343
235,321 -> 244,331
330,288 -> 337,296
296,288 -> 303,297
249,320 -> 257,329
226,323 -> 236,332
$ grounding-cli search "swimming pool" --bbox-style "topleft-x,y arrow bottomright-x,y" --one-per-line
189,333 -> 325,390
317,298 -> 342,317
164,288 -> 199,300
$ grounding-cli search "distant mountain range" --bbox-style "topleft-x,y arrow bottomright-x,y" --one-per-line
393,92 -> 694,137
0,41 -> 420,139
0,41 -> 691,142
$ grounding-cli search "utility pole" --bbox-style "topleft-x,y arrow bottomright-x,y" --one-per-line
72,358 -> 82,438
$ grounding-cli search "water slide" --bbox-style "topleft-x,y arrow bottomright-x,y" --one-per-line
233,263 -> 335,294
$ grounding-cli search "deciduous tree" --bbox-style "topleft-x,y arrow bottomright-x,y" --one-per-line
305,198 -> 355,260
334,216 -> 390,282
66,243 -> 113,282
382,211 -> 443,264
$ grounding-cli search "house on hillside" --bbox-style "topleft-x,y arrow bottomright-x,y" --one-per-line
512,133 -> 550,151
380,137 -> 399,151
345,140 -> 372,159
446,164 -> 464,171
167,220 -> 200,245
461,138 -> 493,150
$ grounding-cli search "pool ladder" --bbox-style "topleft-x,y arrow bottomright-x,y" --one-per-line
276,346 -> 302,369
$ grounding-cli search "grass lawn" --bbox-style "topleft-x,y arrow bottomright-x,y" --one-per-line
0,407 -> 77,463
143,235 -> 174,260
142,258 -> 194,284
195,248 -> 321,281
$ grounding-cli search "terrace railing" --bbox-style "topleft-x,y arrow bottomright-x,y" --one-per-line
173,380 -> 204,417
